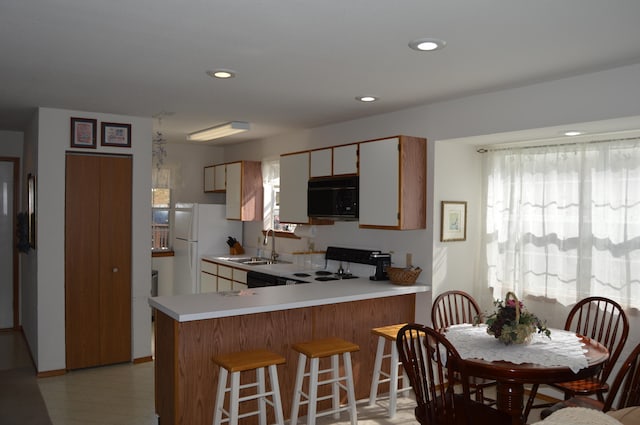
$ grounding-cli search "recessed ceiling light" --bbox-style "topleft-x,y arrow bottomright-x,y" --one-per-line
356,96 -> 378,102
206,69 -> 236,79
408,38 -> 446,52
564,131 -> 583,136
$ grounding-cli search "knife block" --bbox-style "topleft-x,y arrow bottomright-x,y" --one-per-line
229,242 -> 245,255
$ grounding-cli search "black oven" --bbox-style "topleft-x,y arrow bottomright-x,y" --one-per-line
307,175 -> 358,220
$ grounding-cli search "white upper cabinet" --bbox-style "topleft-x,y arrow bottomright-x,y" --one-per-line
309,149 -> 331,177
279,152 -> 310,224
225,161 -> 263,221
204,166 -> 215,192
203,164 -> 226,192
333,144 -> 358,175
309,144 -> 358,178
359,136 -> 426,230
214,164 -> 226,191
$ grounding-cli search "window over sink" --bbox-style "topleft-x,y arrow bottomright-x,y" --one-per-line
262,159 -> 296,235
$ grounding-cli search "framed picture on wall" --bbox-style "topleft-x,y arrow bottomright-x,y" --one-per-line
101,122 -> 132,147
440,201 -> 467,242
70,117 -> 97,148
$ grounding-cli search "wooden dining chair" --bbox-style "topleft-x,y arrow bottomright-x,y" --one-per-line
395,323 -> 511,425
431,290 -> 496,404
523,296 -> 630,421
431,290 -> 482,330
539,340 -> 640,419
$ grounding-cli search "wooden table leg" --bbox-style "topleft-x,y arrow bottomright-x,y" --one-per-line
495,381 -> 525,425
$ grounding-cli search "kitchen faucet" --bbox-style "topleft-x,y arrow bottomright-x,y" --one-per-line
263,229 -> 278,261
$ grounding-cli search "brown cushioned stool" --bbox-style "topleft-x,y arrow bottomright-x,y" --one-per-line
212,349 -> 286,425
368,323 -> 411,418
290,337 -> 359,425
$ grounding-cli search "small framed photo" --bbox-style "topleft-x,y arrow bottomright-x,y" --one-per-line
441,201 -> 467,242
70,117 -> 97,148
101,122 -> 132,147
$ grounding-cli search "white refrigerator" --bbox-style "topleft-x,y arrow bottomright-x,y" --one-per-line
173,203 -> 243,295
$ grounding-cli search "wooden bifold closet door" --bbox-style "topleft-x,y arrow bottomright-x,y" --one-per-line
65,153 -> 132,370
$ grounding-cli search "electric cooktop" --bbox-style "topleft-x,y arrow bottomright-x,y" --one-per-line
313,270 -> 358,281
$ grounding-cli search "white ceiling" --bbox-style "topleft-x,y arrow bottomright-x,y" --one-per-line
2,1 -> 640,144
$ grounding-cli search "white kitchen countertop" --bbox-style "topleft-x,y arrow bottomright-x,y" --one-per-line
149,279 -> 430,322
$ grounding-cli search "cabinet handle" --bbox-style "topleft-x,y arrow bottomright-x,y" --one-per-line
112,267 -> 119,273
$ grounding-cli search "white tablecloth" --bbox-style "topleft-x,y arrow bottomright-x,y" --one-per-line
444,324 -> 589,373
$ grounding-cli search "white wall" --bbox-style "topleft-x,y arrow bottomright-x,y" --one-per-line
31,107 -> 152,372
163,142 -> 227,205
21,116 -> 39,362
0,130 -> 24,157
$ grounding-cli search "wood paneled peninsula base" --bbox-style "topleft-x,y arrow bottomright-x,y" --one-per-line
150,281 -> 428,425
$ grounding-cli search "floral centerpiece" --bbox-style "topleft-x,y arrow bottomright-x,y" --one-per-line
477,292 -> 551,345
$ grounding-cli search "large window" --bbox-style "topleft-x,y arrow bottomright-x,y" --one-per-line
152,168 -> 171,251
483,138 -> 640,309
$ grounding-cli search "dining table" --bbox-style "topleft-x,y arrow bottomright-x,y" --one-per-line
443,324 -> 609,425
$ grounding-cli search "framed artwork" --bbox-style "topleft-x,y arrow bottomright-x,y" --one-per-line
101,122 -> 132,147
28,173 -> 37,249
70,117 -> 97,148
440,201 -> 467,242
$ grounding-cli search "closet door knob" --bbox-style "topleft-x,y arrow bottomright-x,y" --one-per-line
112,267 -> 119,273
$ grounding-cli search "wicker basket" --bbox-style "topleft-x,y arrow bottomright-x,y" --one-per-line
387,266 -> 422,285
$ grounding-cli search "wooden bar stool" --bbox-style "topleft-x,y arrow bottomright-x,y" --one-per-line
368,323 -> 411,418
290,337 -> 359,425
212,349 -> 286,425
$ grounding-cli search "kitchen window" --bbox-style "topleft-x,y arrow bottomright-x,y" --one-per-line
152,168 -> 171,251
262,159 -> 296,234
483,137 -> 640,309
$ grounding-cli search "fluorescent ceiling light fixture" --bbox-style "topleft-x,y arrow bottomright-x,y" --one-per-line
564,130 -> 583,136
356,96 -> 378,102
206,69 -> 236,79
187,121 -> 250,142
408,38 -> 446,52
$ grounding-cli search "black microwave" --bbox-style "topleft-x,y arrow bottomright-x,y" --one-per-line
307,175 -> 359,220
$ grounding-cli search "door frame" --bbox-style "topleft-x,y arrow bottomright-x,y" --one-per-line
1,157 -> 20,329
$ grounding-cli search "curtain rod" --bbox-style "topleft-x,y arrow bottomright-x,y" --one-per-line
476,135 -> 640,153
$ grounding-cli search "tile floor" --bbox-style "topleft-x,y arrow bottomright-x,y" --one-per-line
2,330 -> 544,425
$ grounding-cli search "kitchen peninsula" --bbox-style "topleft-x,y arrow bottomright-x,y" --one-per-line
150,276 -> 430,425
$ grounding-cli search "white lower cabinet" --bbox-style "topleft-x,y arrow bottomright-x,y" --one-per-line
217,278 -> 233,292
200,260 -> 249,293
200,272 -> 217,293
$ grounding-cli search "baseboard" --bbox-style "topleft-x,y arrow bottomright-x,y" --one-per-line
133,356 -> 153,364
37,369 -> 66,378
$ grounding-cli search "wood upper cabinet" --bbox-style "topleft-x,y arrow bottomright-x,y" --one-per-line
279,151 -> 310,224
358,135 -> 426,230
309,144 -> 358,178
225,161 -> 263,221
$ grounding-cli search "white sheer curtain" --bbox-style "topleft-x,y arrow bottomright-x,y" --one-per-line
483,139 -> 640,309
